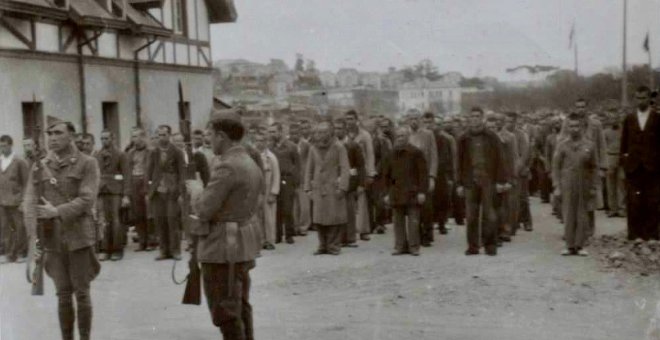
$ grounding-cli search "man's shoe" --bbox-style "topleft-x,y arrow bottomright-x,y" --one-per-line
465,248 -> 479,256
409,250 -> 420,256
577,249 -> 589,257
499,235 -> 512,242
485,246 -> 497,256
265,243 -> 276,250
524,223 -> 533,231
421,242 -> 432,247
391,250 -> 406,256
286,237 -> 295,244
154,254 -> 170,261
313,250 -> 326,255
376,227 -> 386,234
328,250 -> 340,256
439,227 -> 448,235
135,246 -> 147,252
455,218 -> 464,226
172,254 -> 182,261
99,253 -> 110,261
342,243 -> 358,248
110,251 -> 123,261
561,248 -> 572,256
275,239 -> 282,244
360,234 -> 371,241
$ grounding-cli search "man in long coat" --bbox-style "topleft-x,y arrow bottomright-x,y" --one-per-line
620,86 -> 660,240
553,113 -> 599,256
304,121 -> 350,255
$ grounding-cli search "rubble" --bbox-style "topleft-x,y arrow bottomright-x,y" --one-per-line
591,233 -> 660,275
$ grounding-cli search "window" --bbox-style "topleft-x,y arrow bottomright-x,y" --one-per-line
102,102 -> 120,147
173,0 -> 187,36
22,101 -> 44,145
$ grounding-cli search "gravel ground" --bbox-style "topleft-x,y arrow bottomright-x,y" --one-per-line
2,198 -> 660,340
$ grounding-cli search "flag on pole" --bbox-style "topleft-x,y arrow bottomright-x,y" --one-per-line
568,22 -> 575,49
643,31 -> 650,52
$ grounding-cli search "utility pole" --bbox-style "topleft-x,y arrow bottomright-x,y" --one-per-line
622,0 -> 629,107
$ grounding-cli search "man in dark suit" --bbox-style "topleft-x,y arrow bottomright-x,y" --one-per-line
620,86 -> 660,240
382,126 -> 428,256
457,107 -> 508,256
268,122 -> 300,245
0,135 -> 29,262
147,125 -> 186,260
423,112 -> 454,235
95,130 -> 128,261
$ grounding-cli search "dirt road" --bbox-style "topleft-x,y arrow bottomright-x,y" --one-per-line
2,198 -> 659,340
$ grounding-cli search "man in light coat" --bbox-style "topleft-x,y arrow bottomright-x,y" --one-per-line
255,132 -> 280,250
304,121 -> 350,255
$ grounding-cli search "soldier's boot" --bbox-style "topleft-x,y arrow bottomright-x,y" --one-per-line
76,290 -> 92,340
57,294 -> 75,340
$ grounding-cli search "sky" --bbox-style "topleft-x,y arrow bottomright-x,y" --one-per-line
210,0 -> 660,81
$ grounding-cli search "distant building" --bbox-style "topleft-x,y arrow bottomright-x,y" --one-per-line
267,73 -> 295,98
319,71 -> 338,88
398,78 -> 462,116
336,68 -> 359,88
1,0 -> 238,149
382,68 -> 406,89
359,72 -> 382,89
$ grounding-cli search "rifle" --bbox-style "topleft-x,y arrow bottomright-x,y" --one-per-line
177,80 -> 201,305
26,94 -> 45,296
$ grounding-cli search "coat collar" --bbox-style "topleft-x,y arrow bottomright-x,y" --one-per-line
45,144 -> 81,167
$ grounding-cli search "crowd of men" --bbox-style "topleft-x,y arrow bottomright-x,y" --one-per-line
0,85 -> 658,340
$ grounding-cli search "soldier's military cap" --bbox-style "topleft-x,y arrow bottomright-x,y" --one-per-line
209,108 -> 243,126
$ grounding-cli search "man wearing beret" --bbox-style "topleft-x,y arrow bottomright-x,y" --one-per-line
192,111 -> 263,340
24,120 -> 101,340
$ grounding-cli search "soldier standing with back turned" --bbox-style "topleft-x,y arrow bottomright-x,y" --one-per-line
192,111 -> 263,340
24,120 -> 101,340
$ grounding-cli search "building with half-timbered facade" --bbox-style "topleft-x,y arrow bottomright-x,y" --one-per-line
0,0 -> 236,148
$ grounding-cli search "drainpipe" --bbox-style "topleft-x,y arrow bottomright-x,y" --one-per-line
134,37 -> 157,128
76,29 -> 103,134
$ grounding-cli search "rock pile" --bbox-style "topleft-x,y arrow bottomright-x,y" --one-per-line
591,233 -> 660,275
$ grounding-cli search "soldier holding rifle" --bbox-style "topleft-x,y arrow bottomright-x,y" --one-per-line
24,119 -> 101,340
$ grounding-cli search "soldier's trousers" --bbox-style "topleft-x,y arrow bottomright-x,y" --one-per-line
202,261 -> 255,340
606,166 -> 625,215
276,179 -> 295,240
508,180 -> 520,234
152,192 -> 181,256
625,169 -> 660,241
343,192 -> 358,244
452,186 -> 465,223
356,190 -> 371,235
261,201 -> 277,245
420,192 -> 434,244
465,184 -> 498,250
131,176 -> 150,249
45,246 -> 100,340
317,224 -> 342,253
98,194 -> 124,253
518,178 -> 532,227
496,192 -> 511,238
294,187 -> 311,233
392,205 -> 420,253
0,206 -> 26,260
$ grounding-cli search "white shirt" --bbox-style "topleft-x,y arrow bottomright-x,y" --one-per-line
637,109 -> 650,131
0,152 -> 14,172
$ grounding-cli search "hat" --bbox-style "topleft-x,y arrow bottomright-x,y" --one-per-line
209,108 -> 242,126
